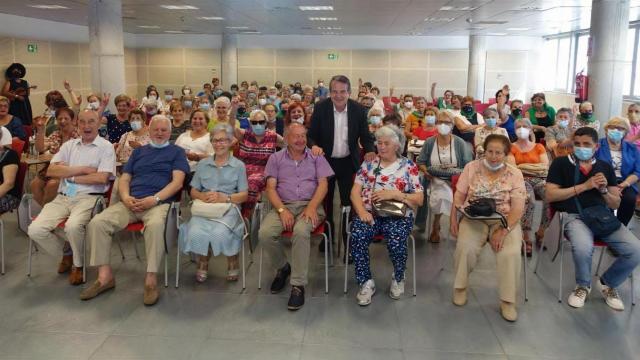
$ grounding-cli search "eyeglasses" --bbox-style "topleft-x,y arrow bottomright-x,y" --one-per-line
212,138 -> 229,144
250,120 -> 266,125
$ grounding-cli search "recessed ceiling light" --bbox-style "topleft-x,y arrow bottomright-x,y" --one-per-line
28,4 -> 69,9
240,30 -> 261,34
160,5 -> 198,10
440,6 -> 478,11
322,32 -> 343,35
225,26 -> 250,29
475,20 -> 508,25
466,26 -> 485,30
198,16 -> 225,20
488,32 -> 508,36
424,17 -> 455,22
506,27 -> 530,31
138,25 -> 160,29
299,6 -> 333,11
317,26 -> 342,30
164,30 -> 185,33
309,17 -> 338,21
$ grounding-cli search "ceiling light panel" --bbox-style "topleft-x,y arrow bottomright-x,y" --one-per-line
28,5 -> 69,9
440,6 -> 478,11
225,26 -> 249,29
198,16 -> 224,20
424,17 -> 455,22
138,25 -> 160,28
506,27 -> 529,31
309,17 -> 338,21
160,5 -> 198,10
299,6 -> 333,11
317,26 -> 342,30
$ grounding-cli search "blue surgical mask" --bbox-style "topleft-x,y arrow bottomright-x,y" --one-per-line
607,129 -> 625,143
486,118 -> 497,128
252,123 -> 266,136
369,116 -> 381,125
199,103 -> 210,111
425,115 -> 436,125
149,140 -> 170,149
183,100 -> 192,108
558,120 -> 569,128
574,146 -> 594,161
130,121 -> 143,131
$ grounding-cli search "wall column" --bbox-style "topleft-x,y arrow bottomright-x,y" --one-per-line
88,0 -> 125,112
587,0 -> 630,130
467,35 -> 487,101
221,34 -> 238,89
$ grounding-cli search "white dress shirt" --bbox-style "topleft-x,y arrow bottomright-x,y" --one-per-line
331,104 -> 350,158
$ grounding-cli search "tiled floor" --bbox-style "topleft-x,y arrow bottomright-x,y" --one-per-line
1,210 -> 639,360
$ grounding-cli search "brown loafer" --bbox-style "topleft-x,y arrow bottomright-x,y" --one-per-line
453,288 -> 467,306
79,278 -> 115,301
68,266 -> 85,286
500,301 -> 518,322
143,285 -> 159,306
58,255 -> 73,274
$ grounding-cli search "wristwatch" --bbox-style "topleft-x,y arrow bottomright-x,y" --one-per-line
226,195 -> 231,203
154,195 -> 161,204
277,207 -> 285,214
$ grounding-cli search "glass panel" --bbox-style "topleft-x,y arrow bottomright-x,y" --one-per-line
556,37 -> 571,91
575,34 -> 589,75
541,39 -> 558,91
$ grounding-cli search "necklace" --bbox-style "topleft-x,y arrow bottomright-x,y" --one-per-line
436,137 -> 453,166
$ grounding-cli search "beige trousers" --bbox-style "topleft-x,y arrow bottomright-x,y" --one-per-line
87,202 -> 170,273
27,194 -> 100,267
453,217 -> 522,303
258,201 -> 325,286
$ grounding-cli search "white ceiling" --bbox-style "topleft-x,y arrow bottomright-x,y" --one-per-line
1,0 -> 640,37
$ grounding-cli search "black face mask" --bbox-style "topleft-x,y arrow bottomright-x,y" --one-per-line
237,107 -> 246,114
512,108 -> 522,117
462,105 -> 474,113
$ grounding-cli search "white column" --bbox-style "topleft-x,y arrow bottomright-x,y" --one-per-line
221,34 -> 238,89
88,0 -> 125,112
467,35 -> 487,101
587,0 -> 630,130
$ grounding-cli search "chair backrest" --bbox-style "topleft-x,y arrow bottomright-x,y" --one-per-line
451,174 -> 461,195
11,138 -> 25,154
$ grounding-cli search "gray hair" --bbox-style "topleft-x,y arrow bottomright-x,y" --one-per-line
483,107 -> 498,118
150,114 -> 172,131
515,118 -> 533,129
367,105 -> 384,118
375,125 -> 403,156
556,107 -> 573,119
213,96 -> 231,107
211,123 -> 234,141
249,109 -> 267,121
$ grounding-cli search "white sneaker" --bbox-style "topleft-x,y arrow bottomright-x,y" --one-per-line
567,286 -> 591,308
389,278 -> 405,300
356,279 -> 376,306
597,280 -> 625,311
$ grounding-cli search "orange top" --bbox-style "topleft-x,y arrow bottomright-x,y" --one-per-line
510,143 -> 545,164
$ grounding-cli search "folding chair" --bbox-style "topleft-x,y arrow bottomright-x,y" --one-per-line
340,205 -> 417,296
534,211 -> 635,305
175,206 -> 251,290
0,160 -> 28,274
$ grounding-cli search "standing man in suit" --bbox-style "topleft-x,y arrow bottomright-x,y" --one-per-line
309,75 -> 376,255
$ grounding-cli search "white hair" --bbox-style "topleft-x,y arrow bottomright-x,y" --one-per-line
213,96 -> 231,107
211,123 -> 234,141
150,114 -> 172,131
375,125 -> 403,156
290,94 -> 302,102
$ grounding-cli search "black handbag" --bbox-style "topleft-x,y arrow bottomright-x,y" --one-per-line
464,198 -> 496,217
573,164 -> 621,238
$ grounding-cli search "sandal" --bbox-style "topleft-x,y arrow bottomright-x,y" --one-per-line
535,231 -> 547,251
226,268 -> 239,282
525,242 -> 533,258
195,259 -> 208,283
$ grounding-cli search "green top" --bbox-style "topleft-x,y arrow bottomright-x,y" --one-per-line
437,97 -> 453,110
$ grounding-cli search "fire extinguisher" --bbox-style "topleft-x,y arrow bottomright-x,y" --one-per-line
575,70 -> 589,103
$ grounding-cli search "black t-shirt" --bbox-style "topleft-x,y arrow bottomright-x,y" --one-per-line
546,155 -> 617,214
0,149 -> 20,198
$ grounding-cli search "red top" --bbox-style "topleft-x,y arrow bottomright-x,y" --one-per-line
413,127 -> 437,140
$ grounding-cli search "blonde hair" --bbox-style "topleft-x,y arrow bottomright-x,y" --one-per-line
604,116 -> 630,132
249,109 -> 267,121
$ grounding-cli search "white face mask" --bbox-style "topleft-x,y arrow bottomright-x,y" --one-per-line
516,127 -> 530,140
483,158 -> 505,172
436,123 -> 451,136
87,101 -> 100,111
258,98 -> 267,106
404,101 -> 413,109
292,117 -> 304,124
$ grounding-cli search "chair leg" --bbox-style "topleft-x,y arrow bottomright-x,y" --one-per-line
558,242 -> 564,303
117,238 -> 125,260
27,237 -> 32,277
133,232 -> 141,259
324,234 -> 329,294
343,233 -> 350,294
326,222 -> 334,267
175,245 -> 180,288
523,240 -> 528,303
411,235 -> 416,296
241,237 -> 246,290
631,272 -> 636,306
595,247 -> 605,277
82,237 -> 86,283
338,207 -> 344,259
1,220 -> 4,275
164,255 -> 168,288
534,229 -> 549,274
258,247 -> 263,290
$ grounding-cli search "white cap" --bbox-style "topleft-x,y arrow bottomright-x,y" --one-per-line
0,126 -> 12,147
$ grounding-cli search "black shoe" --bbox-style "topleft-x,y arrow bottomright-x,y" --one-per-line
287,285 -> 305,311
270,263 -> 291,294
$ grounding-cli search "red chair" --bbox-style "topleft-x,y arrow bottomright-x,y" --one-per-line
23,126 -> 32,141
534,210 -> 635,305
256,202 -> 333,294
11,138 -> 25,154
0,161 -> 28,274
475,103 -> 490,114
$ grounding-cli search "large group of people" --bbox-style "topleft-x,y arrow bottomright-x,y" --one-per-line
2,61 -> 640,323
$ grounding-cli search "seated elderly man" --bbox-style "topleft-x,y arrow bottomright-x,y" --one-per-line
80,115 -> 189,305
546,127 -> 640,311
259,123 -> 334,311
27,110 -> 116,285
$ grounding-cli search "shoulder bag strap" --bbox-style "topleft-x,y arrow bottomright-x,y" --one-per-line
572,162 -> 584,216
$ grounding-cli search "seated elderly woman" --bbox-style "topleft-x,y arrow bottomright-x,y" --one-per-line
0,96 -> 26,140
169,101 -> 189,143
179,124 -> 248,282
230,109 -> 282,216
367,106 -> 384,134
594,117 -> 640,226
451,134 -> 526,322
411,106 -> 438,141
416,110 -> 473,242
525,92 -> 556,142
116,109 -> 150,164
208,96 -> 232,131
0,130 -> 21,213
349,125 -> 423,306
572,101 -> 599,132
453,96 -> 484,143
283,102 -> 308,128
175,110 -> 215,174
403,96 -> 427,139
104,94 -> 132,144
474,108 -> 509,158
544,107 -> 574,158
507,118 -> 550,256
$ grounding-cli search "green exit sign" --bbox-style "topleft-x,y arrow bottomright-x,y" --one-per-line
27,44 -> 37,53
327,53 -> 338,60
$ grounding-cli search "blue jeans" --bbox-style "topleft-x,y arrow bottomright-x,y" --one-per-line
564,213 -> 640,288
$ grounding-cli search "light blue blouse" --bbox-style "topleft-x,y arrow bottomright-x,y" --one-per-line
191,155 -> 249,194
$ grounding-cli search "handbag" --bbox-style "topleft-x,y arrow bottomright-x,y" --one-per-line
464,198 -> 496,217
573,164 -> 621,238
371,162 -> 409,218
191,199 -> 232,219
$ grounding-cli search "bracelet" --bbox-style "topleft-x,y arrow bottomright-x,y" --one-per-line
573,185 -> 578,196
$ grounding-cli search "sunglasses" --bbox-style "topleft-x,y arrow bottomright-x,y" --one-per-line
250,120 -> 266,125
